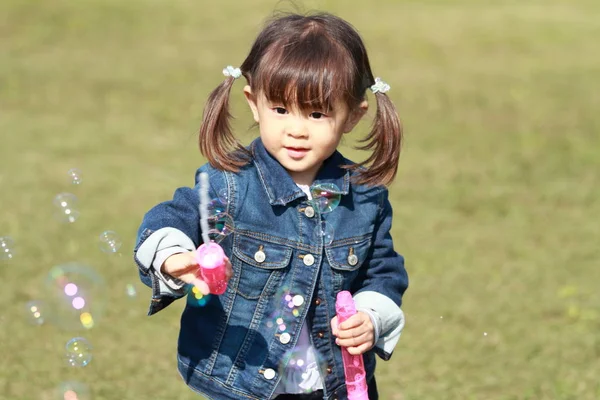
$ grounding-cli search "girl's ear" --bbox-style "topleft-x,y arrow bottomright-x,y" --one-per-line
343,100 -> 368,133
243,85 -> 260,123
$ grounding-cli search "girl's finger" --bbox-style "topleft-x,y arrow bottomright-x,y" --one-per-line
336,330 -> 372,348
339,313 -> 369,330
336,323 -> 370,339
330,316 -> 339,336
192,278 -> 210,295
224,258 -> 233,280
346,342 -> 372,355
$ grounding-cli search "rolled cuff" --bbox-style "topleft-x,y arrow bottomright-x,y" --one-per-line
153,247 -> 189,291
136,227 -> 196,297
353,291 -> 405,360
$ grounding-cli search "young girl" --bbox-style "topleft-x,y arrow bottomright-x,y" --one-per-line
134,12 -> 408,400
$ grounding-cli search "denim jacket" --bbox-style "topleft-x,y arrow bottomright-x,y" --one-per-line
134,138 -> 409,400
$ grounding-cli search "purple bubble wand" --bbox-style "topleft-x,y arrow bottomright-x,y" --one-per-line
336,290 -> 369,400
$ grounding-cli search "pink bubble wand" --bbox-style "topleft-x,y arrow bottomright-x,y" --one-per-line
194,173 -> 227,295
336,291 -> 369,400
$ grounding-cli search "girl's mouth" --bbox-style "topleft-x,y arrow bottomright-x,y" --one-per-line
286,147 -> 309,159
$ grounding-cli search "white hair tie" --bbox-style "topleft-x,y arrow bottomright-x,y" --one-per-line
370,77 -> 390,94
222,65 -> 242,79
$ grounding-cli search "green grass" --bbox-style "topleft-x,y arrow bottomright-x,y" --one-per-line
1,0 -> 599,399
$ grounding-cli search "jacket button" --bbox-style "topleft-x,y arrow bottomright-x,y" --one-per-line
263,368 -> 276,380
292,295 -> 304,306
304,206 -> 315,218
326,366 -> 333,374
254,250 -> 266,263
303,254 -> 315,266
279,332 -> 291,344
314,298 -> 321,306
318,331 -> 325,338
347,254 -> 358,266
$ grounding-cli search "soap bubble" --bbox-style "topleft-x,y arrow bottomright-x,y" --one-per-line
56,381 -> 90,400
0,236 -> 15,260
217,188 -> 229,203
125,283 -> 137,298
67,168 -> 82,186
266,286 -> 305,330
277,317 -> 287,332
278,345 -> 327,393
207,198 -> 227,216
98,230 -> 122,253
208,212 -> 234,243
25,300 -> 46,325
310,183 -> 341,214
65,337 -> 92,367
53,193 -> 80,223
312,221 -> 335,246
187,285 -> 211,307
44,263 -> 105,330
283,292 -> 305,319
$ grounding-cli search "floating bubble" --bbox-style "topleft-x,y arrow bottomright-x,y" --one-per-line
207,198 -> 227,216
44,263 -> 105,330
67,168 -> 82,186
65,337 -> 92,367
310,183 -> 341,214
217,188 -> 229,204
278,345 -> 327,393
98,230 -> 122,253
208,212 -> 234,243
25,300 -> 46,325
53,193 -> 80,223
56,381 -> 90,400
312,221 -> 335,246
0,236 -> 15,260
125,283 -> 137,298
265,286 -> 305,331
187,285 -> 210,307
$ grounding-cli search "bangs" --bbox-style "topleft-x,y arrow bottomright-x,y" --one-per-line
252,31 -> 358,112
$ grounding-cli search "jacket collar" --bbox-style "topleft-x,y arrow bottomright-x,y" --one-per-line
250,138 -> 350,206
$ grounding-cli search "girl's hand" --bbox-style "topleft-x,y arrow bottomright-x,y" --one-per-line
161,251 -> 233,294
330,311 -> 375,355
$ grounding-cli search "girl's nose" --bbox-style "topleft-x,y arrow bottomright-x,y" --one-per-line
285,117 -> 308,138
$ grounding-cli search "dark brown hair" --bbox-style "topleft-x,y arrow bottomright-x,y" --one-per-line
199,12 -> 402,186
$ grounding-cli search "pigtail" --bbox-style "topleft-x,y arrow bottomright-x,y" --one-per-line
349,91 -> 403,187
199,76 -> 250,171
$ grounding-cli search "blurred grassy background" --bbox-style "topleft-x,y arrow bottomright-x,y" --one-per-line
1,0 -> 599,399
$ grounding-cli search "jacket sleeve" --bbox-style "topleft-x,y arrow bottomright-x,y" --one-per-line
352,189 -> 409,360
133,185 -> 202,315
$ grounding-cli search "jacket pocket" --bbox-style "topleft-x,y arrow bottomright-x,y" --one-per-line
325,234 -> 372,291
232,234 -> 293,300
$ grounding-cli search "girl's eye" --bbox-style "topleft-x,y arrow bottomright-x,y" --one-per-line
274,107 -> 288,115
310,112 -> 326,119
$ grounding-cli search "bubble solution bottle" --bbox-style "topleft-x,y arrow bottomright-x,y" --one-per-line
335,290 -> 369,400
195,242 -> 227,295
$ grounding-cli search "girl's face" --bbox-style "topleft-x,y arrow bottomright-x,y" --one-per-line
244,86 -> 367,186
